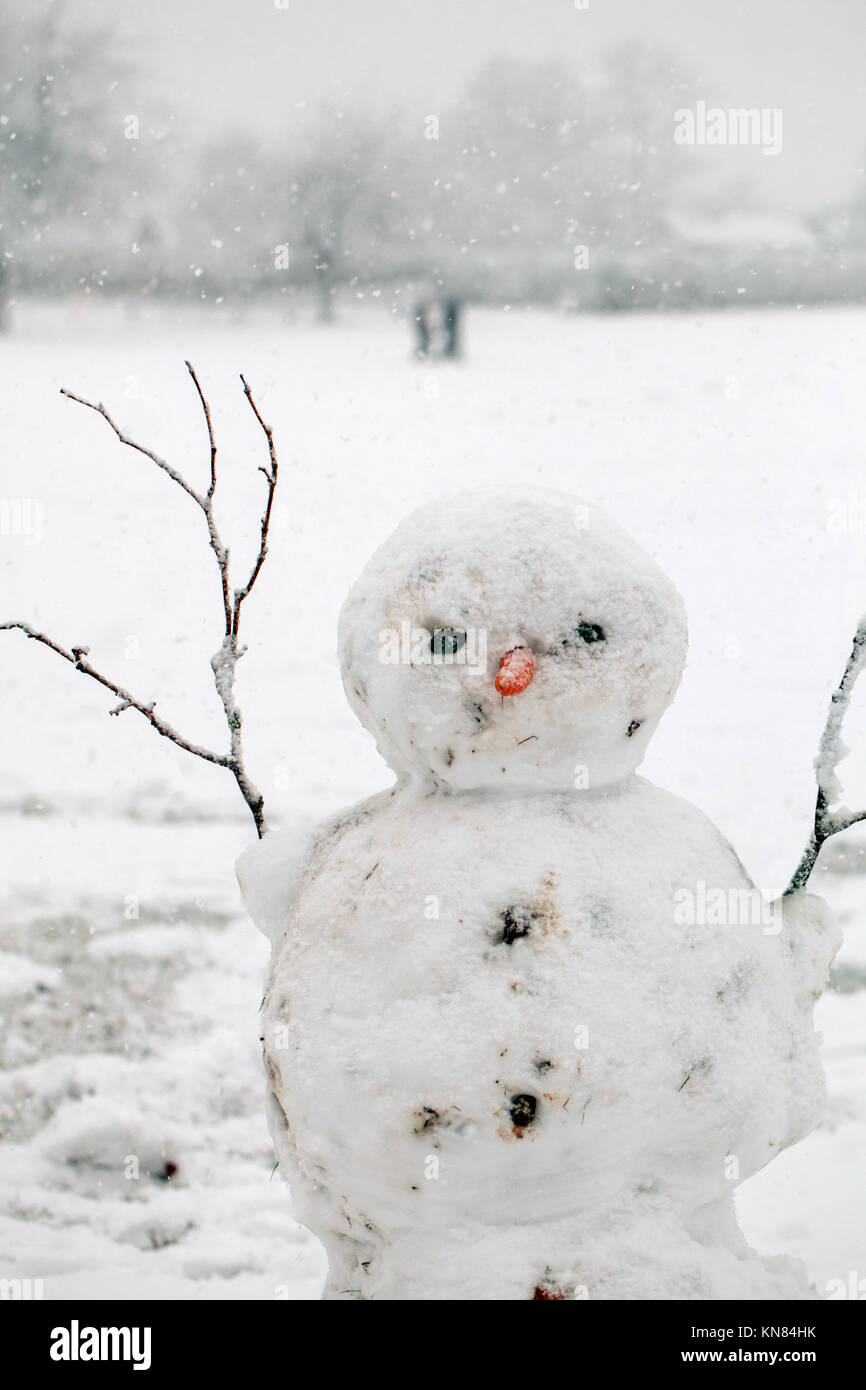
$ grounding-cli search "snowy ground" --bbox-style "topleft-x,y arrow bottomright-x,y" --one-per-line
1,295 -> 865,1299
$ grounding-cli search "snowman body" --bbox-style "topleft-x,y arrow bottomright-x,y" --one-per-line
239,488 -> 838,1300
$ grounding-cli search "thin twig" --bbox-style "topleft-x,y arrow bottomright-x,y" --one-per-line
0,622 -> 229,767
59,388 -> 203,508
233,374 -> 278,637
4,366 -> 280,839
184,361 -> 232,634
185,360 -> 217,498
785,618 -> 866,894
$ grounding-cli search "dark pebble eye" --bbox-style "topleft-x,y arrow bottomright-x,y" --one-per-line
576,622 -> 605,644
432,626 -> 466,656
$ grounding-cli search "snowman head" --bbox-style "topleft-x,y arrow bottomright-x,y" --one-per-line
338,487 -> 687,792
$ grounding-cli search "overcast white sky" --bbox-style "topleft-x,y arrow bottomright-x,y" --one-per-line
70,0 -> 866,212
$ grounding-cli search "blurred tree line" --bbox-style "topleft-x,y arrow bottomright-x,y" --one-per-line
1,3 -> 865,323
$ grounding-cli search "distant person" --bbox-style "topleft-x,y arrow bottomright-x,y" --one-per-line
413,302 -> 431,359
442,297 -> 462,358
410,295 -> 464,361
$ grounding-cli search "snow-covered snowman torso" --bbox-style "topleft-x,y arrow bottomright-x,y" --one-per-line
239,488 -> 838,1301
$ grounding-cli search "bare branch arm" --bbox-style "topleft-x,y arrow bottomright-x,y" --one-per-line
59,389 -> 204,509
785,618 -> 866,894
6,364 -> 282,839
62,374 -> 234,638
0,622 -> 229,767
232,373 -> 279,637
183,362 -> 232,635
185,360 -> 217,498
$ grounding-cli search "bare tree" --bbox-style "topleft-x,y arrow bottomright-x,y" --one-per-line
786,618 -> 866,893
188,131 -> 277,297
288,113 -> 394,321
0,1 -> 139,303
1,363 -> 279,838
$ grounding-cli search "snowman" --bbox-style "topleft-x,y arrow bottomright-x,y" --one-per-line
238,487 -> 839,1301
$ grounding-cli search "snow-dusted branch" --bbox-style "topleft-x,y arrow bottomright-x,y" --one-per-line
4,365 -> 280,839
183,360 -> 232,633
785,617 -> 866,894
233,373 -> 278,637
59,386 -> 204,508
0,622 -> 229,767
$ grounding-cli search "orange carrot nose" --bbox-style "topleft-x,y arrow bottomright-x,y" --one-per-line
495,645 -> 535,696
